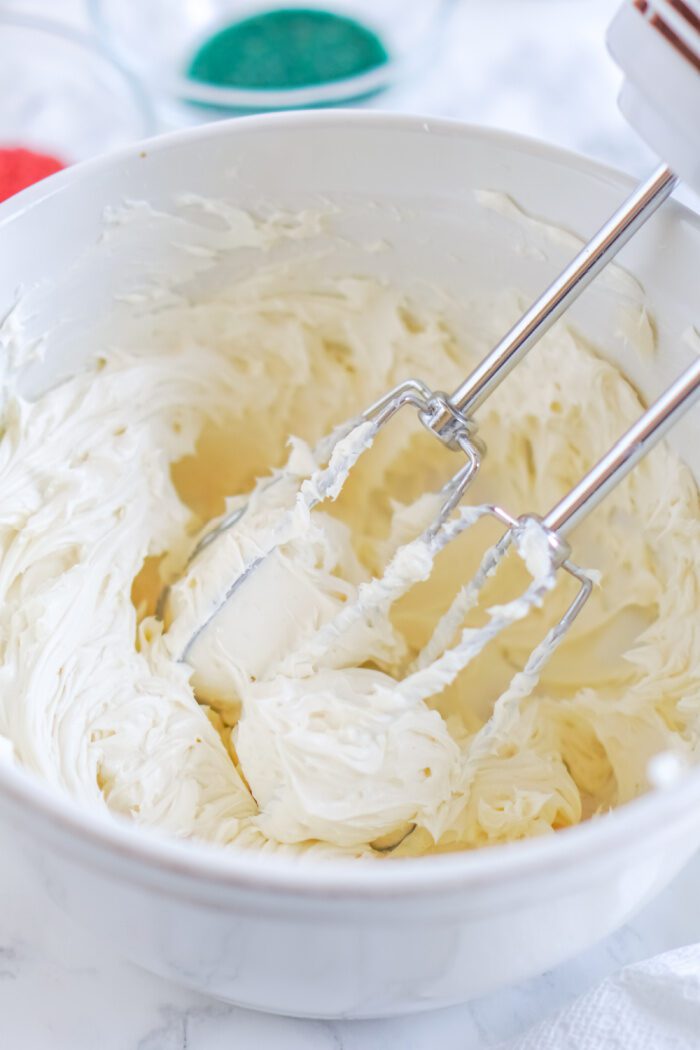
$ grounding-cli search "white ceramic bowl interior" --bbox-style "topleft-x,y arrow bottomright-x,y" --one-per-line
0,113 -> 699,1019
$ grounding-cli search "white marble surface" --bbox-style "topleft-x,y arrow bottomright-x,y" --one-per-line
1,0 -> 699,1046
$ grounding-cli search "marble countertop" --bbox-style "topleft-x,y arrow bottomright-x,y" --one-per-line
1,0 -> 698,1046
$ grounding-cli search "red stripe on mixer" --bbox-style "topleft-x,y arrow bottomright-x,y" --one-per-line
650,11 -> 700,69
668,0 -> 700,33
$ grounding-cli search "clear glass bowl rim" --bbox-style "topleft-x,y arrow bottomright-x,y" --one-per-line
0,11 -> 156,136
89,0 -> 459,110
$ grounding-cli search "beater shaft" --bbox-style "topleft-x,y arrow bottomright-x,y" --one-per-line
425,164 -> 678,441
544,355 -> 700,536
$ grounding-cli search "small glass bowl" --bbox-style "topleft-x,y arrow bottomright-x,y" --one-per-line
0,14 -> 154,163
90,0 -> 456,118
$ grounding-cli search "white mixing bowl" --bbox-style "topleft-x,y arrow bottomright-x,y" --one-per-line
0,113 -> 698,1019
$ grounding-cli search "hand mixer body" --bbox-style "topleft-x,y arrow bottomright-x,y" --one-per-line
608,0 -> 700,195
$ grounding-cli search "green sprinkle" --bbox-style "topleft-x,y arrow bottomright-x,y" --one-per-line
187,7 -> 389,91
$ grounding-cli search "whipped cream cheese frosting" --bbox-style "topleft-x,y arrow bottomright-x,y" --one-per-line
0,270 -> 698,858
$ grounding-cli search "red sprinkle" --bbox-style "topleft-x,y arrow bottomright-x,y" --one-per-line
0,147 -> 66,203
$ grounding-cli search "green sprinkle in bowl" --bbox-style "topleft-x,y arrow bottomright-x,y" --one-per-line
90,0 -> 455,118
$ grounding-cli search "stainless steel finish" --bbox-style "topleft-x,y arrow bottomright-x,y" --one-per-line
544,355 -> 700,535
169,384 -> 483,663
410,501 -> 595,680
425,164 -> 678,439
454,359 -> 700,684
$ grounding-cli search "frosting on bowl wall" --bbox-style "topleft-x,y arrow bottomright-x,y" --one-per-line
0,203 -> 698,860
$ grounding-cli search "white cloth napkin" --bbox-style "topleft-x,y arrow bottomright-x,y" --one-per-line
499,945 -> 700,1049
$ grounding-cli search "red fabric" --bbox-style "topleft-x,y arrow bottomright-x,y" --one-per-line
0,147 -> 65,203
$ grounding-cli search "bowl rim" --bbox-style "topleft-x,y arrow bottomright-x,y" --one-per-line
88,0 -> 457,110
0,10 -> 157,143
1,109 -> 699,900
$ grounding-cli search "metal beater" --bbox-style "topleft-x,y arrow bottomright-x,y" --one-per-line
161,165 -> 700,683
